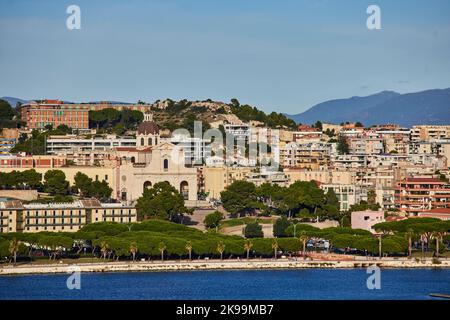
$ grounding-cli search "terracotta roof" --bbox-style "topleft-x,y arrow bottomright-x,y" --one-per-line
420,208 -> 450,214
402,178 -> 443,183
137,121 -> 159,134
115,147 -> 138,152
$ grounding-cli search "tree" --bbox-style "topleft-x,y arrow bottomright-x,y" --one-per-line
298,231 -> 309,259
185,241 -> 193,261
220,181 -> 258,216
272,239 -> 279,259
136,181 -> 189,221
0,99 -> 19,128
217,242 -> 225,260
337,135 -> 349,155
159,242 -> 167,261
273,216 -> 291,238
314,121 -> 323,130
74,172 -> 92,197
244,240 -> 253,259
43,170 -> 69,196
355,122 -> 364,128
74,172 -> 112,200
204,211 -> 224,231
230,98 -> 240,108
9,238 -> 20,266
100,241 -> 109,260
405,228 -> 415,258
129,242 -> 138,262
244,221 -> 264,238
367,189 -> 377,206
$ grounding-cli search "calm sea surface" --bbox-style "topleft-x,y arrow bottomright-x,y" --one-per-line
0,269 -> 449,300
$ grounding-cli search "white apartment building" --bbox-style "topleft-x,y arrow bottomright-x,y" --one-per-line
224,123 -> 252,142
320,183 -> 364,211
46,135 -> 136,154
168,134 -> 212,166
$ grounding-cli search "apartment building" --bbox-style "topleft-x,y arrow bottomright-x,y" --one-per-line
410,125 -> 450,142
348,136 -> 384,155
281,142 -> 331,170
320,183 -> 364,211
0,199 -> 136,233
224,123 -> 252,142
46,135 -> 137,154
283,168 -> 355,185
394,177 -> 450,216
201,166 -> 253,200
169,134 -> 212,166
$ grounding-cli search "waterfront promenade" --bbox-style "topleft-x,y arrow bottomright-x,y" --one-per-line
1,257 -> 449,275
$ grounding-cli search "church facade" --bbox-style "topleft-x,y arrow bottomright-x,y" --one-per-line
118,112 -> 198,203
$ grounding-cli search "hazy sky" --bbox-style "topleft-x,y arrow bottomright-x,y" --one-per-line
1,0 -> 450,114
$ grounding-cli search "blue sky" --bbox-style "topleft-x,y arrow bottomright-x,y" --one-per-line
1,0 -> 449,114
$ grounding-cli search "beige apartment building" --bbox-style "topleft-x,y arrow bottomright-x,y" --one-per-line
201,166 -> 253,200
0,199 -> 136,233
283,168 -> 355,185
410,125 -> 450,142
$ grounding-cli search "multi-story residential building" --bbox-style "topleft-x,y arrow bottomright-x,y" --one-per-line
0,199 -> 136,233
410,125 -> 450,143
169,134 -> 211,166
46,135 -> 137,154
246,170 -> 289,187
224,123 -> 251,142
394,177 -> 450,216
348,136 -> 384,154
293,124 -> 323,142
201,166 -> 253,200
320,183 -> 364,211
281,142 -> 331,170
0,138 -> 17,154
20,100 -> 152,130
283,168 -> 355,185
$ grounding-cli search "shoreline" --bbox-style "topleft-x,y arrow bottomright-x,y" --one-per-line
1,258 -> 449,276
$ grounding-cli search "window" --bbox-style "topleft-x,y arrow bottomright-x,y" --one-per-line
163,159 -> 169,171
141,138 -> 144,146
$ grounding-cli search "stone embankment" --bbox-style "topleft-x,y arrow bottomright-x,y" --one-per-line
1,258 -> 449,276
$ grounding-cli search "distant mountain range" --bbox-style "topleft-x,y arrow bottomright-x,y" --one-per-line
285,88 -> 450,127
3,88 -> 450,128
1,96 -> 29,107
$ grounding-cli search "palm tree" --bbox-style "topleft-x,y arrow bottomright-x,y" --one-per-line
432,231 -> 444,258
244,240 -> 253,260
129,242 -> 138,262
298,231 -> 309,260
9,238 -> 20,266
405,228 -> 415,258
100,241 -> 109,260
159,242 -> 167,261
378,234 -> 382,259
217,242 -> 225,260
272,239 -> 279,260
185,241 -> 193,261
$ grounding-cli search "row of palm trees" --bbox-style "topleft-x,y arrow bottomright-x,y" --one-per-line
5,234 -> 313,266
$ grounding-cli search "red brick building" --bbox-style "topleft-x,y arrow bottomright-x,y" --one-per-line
20,100 -> 152,130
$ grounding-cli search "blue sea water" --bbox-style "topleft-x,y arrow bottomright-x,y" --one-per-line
0,269 -> 449,300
